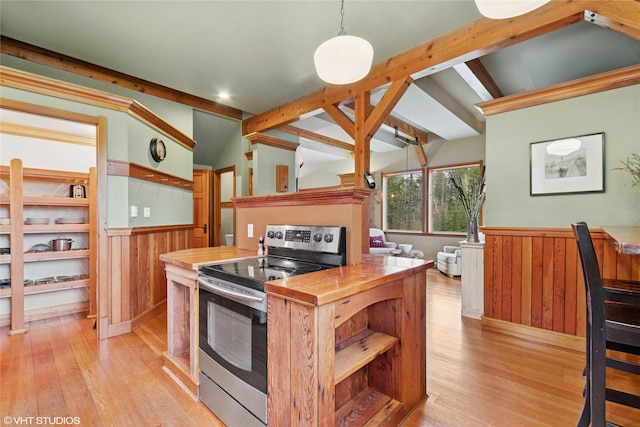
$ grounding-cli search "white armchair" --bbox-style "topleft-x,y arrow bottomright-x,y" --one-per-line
369,228 -> 397,255
437,245 -> 462,277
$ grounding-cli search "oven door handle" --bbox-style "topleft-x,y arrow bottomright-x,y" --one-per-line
198,278 -> 265,302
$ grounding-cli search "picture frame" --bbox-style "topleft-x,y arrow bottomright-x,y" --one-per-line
530,132 -> 604,196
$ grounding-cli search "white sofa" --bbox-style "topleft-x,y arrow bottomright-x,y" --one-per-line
437,246 -> 462,277
369,228 -> 398,255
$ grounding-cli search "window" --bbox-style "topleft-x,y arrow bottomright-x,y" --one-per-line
428,162 -> 483,234
382,170 -> 423,232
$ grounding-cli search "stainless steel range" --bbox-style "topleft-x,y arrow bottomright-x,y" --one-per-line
197,224 -> 347,426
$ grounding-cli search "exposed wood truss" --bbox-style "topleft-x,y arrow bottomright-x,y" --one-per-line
453,59 -> 503,101
240,0 -> 639,188
242,0 -> 639,136
278,125 -> 355,153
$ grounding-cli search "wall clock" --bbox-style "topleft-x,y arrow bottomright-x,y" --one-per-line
150,138 -> 166,162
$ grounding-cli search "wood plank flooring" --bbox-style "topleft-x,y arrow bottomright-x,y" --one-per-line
1,268 -> 638,426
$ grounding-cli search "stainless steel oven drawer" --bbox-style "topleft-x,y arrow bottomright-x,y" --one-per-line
199,349 -> 266,426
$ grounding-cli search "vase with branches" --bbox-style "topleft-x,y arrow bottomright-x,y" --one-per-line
450,166 -> 486,243
614,153 -> 640,190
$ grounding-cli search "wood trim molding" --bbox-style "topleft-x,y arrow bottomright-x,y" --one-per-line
1,98 -> 99,124
1,66 -> 196,150
107,160 -> 193,191
244,132 -> 299,151
0,122 -> 95,146
477,64 -> 640,116
233,188 -> 371,209
0,35 -> 242,121
482,317 -> 584,352
127,101 -> 195,150
106,224 -> 194,237
481,226 -> 604,238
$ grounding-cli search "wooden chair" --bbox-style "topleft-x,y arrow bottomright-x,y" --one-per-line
572,222 -> 640,427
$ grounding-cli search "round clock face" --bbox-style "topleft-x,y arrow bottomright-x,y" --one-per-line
150,138 -> 166,162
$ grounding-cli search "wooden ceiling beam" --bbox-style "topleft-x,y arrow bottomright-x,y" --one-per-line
341,102 -> 429,145
278,124 -> 354,152
353,92 -> 371,190
454,59 -> 503,101
414,144 -> 428,168
322,103 -> 355,140
363,77 -> 412,139
585,0 -> 640,40
243,0 -> 618,135
0,35 -> 243,121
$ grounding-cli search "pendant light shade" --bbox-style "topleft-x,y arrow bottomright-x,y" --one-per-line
314,32 -> 373,85
475,0 -> 551,19
314,0 -> 373,85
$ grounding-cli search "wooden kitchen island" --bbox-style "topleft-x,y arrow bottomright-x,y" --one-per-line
160,247 -> 433,426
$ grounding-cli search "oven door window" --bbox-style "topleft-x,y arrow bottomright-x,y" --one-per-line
199,289 -> 267,393
208,300 -> 252,370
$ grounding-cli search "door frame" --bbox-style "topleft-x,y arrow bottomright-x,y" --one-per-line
213,165 -> 236,247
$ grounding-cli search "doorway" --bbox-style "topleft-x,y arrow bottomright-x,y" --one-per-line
214,166 -> 236,247
192,169 -> 212,248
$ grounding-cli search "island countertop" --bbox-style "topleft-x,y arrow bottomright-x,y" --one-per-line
159,246 -> 259,270
265,254 -> 433,306
160,247 -> 433,306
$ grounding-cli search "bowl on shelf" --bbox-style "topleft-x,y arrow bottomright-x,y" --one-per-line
27,243 -> 51,252
398,243 -> 413,253
55,217 -> 85,224
25,217 -> 49,225
35,277 -> 57,285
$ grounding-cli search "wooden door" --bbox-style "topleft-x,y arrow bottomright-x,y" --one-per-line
193,169 -> 212,248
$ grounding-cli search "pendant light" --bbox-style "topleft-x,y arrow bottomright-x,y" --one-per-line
314,0 -> 373,85
475,0 -> 551,19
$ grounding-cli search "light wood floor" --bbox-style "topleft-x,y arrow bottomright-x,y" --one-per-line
1,268 -> 638,426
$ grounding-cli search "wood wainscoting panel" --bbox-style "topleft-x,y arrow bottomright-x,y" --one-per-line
106,225 -> 192,337
483,227 -> 640,338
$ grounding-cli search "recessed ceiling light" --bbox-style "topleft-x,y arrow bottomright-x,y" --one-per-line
218,92 -> 230,99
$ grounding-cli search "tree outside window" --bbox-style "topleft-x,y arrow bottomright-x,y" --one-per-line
383,170 -> 423,232
428,163 -> 482,234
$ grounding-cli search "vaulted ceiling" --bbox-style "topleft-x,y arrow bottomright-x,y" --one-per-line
1,1 -> 638,166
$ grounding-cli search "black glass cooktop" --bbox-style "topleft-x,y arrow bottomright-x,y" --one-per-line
199,256 -> 335,292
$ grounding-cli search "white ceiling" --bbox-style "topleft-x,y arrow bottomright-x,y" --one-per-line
1,1 -> 639,165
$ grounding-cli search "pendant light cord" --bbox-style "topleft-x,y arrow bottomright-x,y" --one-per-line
340,0 -> 345,32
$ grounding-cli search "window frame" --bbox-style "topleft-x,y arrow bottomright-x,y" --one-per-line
426,161 -> 484,236
381,167 -> 426,234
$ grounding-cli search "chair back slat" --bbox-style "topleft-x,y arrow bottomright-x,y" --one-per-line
572,222 -> 606,319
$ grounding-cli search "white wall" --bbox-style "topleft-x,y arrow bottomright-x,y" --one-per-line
485,84 -> 640,228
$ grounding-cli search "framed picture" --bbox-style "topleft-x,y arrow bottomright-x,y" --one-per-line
530,132 -> 604,196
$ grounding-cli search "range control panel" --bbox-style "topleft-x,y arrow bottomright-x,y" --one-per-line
265,224 -> 344,254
